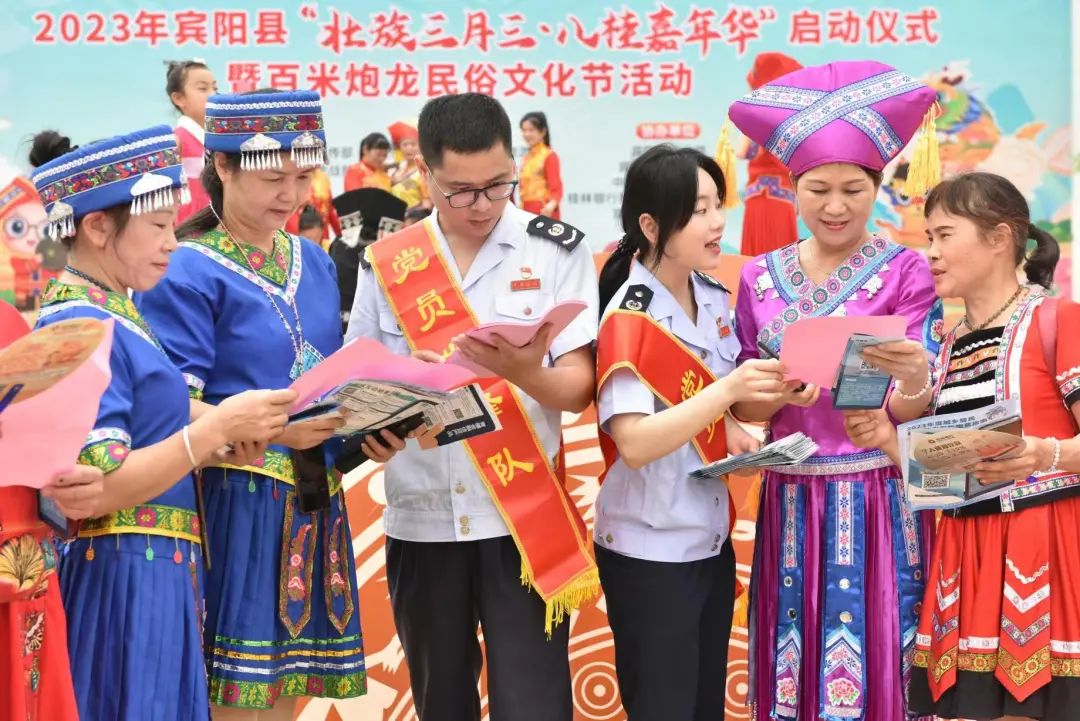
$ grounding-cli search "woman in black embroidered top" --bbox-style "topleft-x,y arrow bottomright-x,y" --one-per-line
847,172 -> 1080,721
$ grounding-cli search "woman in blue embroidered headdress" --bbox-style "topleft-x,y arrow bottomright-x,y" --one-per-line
727,61 -> 945,721
136,91 -> 404,720
28,126 -> 296,721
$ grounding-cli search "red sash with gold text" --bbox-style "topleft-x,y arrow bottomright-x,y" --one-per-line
369,220 -> 598,633
596,309 -> 739,559
597,309 -> 729,474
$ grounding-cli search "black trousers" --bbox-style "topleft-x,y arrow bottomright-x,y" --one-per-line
385,536 -> 573,721
596,541 -> 737,721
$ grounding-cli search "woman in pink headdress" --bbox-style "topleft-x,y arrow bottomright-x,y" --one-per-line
727,60 -> 944,721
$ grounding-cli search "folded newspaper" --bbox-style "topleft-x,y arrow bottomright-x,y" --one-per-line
691,432 -> 819,479
898,399 -> 1023,510
290,380 -> 501,446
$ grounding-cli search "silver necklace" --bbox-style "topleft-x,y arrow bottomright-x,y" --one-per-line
212,210 -> 308,379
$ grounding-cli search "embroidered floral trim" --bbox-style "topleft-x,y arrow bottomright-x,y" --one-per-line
213,449 -> 343,495
769,450 -> 891,476
1059,376 -> 1080,401
208,671 -> 366,708
757,237 -> 902,353
22,609 -> 45,694
208,114 -> 323,136
751,71 -> 921,163
324,515 -> 355,635
0,535 -> 55,602
943,358 -> 998,385
78,438 -> 131,474
39,148 -> 180,206
41,281 -> 164,352
947,346 -> 999,372
79,503 -> 201,543
181,230 -> 302,301
278,498 -> 316,639
824,677 -> 861,709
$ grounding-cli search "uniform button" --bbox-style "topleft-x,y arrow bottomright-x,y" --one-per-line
460,526 -> 470,536
839,578 -> 851,590
459,515 -> 469,525
604,533 -> 614,544
714,497 -> 720,507
787,608 -> 797,620
524,307 -> 533,316
711,544 -> 719,552
783,576 -> 793,587
840,611 -> 853,624
914,569 -> 923,581
714,533 -> 722,542
914,602 -> 923,614
699,350 -> 707,359
454,484 -> 466,494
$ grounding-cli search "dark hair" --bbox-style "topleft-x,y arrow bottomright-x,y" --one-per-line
405,206 -> 432,222
298,204 -> 323,232
793,165 -> 883,188
175,88 -> 278,239
418,93 -> 513,169
520,111 -> 551,148
924,171 -> 1059,289
28,130 -> 128,245
165,60 -> 210,113
28,130 -> 76,168
360,133 -> 391,156
598,145 -> 727,314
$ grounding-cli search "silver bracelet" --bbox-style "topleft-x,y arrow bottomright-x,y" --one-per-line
1043,437 -> 1062,474
894,373 -> 933,401
182,425 -> 199,467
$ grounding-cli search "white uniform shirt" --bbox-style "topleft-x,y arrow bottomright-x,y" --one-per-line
595,261 -> 740,563
346,204 -> 599,542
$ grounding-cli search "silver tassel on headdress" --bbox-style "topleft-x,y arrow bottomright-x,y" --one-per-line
240,133 -> 284,171
290,131 -> 326,169
47,201 -> 75,240
130,172 -> 184,215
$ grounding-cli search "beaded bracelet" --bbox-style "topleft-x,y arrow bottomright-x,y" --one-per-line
894,372 -> 933,401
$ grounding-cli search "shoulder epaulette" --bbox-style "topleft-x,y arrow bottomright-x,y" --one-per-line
694,270 -> 730,293
619,284 -> 653,313
526,215 -> 585,253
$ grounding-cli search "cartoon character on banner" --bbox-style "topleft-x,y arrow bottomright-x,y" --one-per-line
0,176 -> 64,310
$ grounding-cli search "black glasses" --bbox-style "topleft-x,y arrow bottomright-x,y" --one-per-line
428,173 -> 519,209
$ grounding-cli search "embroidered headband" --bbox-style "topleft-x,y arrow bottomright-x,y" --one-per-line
30,125 -> 190,240
203,90 -> 327,171
728,60 -> 940,195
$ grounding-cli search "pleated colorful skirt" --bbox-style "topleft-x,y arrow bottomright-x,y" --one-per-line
59,533 -> 208,721
911,494 -> 1080,721
201,467 -> 366,709
748,460 -> 934,721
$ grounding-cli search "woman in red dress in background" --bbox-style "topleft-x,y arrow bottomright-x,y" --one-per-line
518,112 -> 563,219
738,52 -> 802,257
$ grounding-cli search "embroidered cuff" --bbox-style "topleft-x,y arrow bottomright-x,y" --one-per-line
79,427 -> 132,473
1058,366 -> 1080,408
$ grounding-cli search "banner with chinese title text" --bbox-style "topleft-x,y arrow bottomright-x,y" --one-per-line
0,3 -> 1075,720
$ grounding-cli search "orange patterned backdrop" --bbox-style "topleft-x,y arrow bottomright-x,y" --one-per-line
296,253 -> 760,721
297,409 -> 762,721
